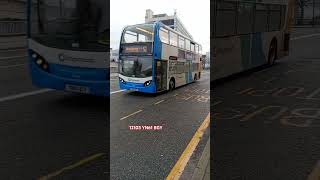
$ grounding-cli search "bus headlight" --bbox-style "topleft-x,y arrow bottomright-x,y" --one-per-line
36,58 -> 43,65
31,51 -> 49,72
119,77 -> 126,84
144,80 -> 152,87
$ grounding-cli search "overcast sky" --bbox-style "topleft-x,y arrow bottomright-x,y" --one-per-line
110,0 -> 210,53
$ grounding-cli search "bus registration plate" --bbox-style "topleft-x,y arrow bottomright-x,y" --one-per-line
65,84 -> 90,94
130,88 -> 139,91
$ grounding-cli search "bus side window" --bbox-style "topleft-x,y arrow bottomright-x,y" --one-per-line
269,5 -> 281,31
185,39 -> 190,51
216,1 -> 237,37
159,27 -> 169,44
191,43 -> 195,52
280,5 -> 287,30
237,2 -> 254,34
179,36 -> 185,49
254,4 -> 268,32
169,31 -> 178,46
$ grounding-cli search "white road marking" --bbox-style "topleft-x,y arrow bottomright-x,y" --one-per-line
154,99 -> 165,105
110,89 -> 126,94
0,88 -> 124,103
0,63 -> 26,68
0,55 -> 27,60
291,33 -> 320,41
120,110 -> 143,120
0,89 -> 52,103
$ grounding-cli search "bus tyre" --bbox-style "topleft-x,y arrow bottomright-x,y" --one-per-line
268,40 -> 277,66
169,79 -> 175,91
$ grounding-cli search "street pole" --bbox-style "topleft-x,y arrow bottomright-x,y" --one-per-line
313,0 -> 315,26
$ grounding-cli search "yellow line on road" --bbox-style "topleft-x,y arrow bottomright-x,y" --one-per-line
308,160 -> 320,180
154,100 -> 165,105
120,109 -> 143,120
37,153 -> 105,180
166,113 -> 210,180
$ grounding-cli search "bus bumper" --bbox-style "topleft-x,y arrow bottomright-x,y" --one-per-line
30,62 -> 109,97
119,81 -> 156,93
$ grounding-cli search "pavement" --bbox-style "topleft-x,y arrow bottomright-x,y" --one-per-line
213,28 -> 320,179
191,138 -> 210,180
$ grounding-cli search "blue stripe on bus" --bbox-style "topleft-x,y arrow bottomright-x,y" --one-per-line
28,51 -> 109,96
251,33 -> 267,66
50,64 -> 107,81
119,81 -> 156,93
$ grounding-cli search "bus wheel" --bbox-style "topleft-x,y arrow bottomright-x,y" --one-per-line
194,74 -> 198,81
169,78 -> 175,91
268,40 -> 277,66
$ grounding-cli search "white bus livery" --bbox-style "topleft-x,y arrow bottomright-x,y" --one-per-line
118,22 -> 203,93
213,0 -> 295,80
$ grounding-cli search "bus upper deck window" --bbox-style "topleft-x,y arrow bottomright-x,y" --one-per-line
159,28 -> 169,44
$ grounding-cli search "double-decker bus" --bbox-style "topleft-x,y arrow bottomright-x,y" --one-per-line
212,0 -> 295,80
118,22 -> 202,93
27,0 -> 108,96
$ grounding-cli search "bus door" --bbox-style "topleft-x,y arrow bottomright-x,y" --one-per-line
155,60 -> 167,92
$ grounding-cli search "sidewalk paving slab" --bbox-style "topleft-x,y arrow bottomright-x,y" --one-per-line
191,137 -> 210,180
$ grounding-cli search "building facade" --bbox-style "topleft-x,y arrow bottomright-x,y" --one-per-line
145,9 -> 193,40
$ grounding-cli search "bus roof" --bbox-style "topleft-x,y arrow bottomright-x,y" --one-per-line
123,21 -> 202,47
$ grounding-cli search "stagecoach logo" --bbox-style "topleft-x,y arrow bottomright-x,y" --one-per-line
59,54 -> 65,61
58,53 -> 95,63
128,77 -> 139,82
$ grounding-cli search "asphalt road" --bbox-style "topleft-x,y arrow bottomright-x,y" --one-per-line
0,47 -> 210,179
110,71 -> 210,179
213,28 -> 320,180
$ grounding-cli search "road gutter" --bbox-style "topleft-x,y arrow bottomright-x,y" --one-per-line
191,137 -> 210,180
166,113 -> 210,180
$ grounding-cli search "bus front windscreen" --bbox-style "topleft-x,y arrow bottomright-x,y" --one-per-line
120,56 -> 153,78
121,25 -> 154,44
30,0 -> 107,51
